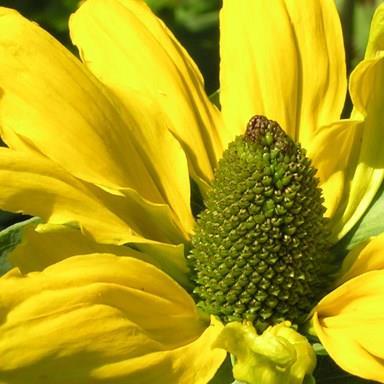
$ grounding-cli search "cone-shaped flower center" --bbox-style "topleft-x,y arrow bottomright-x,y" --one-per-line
188,116 -> 331,332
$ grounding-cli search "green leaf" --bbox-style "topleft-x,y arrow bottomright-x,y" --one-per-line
0,217 -> 41,275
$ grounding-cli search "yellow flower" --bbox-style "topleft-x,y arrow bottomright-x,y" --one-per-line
0,0 -> 384,383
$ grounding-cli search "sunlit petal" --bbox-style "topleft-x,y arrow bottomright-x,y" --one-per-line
0,254 -> 225,383
0,149 -> 185,245
0,5 -> 194,231
335,233 -> 384,285
220,0 -> 346,148
308,119 -> 363,234
364,3 -> 384,59
327,61 -> 384,238
313,270 -> 384,383
10,223 -> 190,288
323,4 -> 384,239
70,0 -> 223,191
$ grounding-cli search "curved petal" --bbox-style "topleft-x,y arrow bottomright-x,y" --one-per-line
335,233 -> 384,286
313,270 -> 384,383
0,6 -> 195,231
0,148 -> 186,245
0,254 -> 226,383
307,119 -> 364,236
310,3 -> 384,239
94,316 -> 225,384
69,0 -> 223,190
0,7 -> 146,194
364,3 -> 384,59
327,56 -> 384,239
115,93 -> 195,236
324,5 -> 384,240
219,0 -> 346,149
9,223 -> 190,289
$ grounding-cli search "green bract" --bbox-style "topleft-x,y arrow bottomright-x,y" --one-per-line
213,321 -> 316,384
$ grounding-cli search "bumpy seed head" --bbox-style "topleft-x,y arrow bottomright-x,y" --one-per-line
188,115 -> 331,333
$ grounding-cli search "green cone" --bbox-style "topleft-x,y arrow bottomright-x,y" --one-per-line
188,116 -> 330,332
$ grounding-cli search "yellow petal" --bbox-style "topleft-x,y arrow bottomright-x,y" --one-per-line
118,93 -> 195,236
0,6 -> 195,234
0,148 -> 186,245
335,233 -> 384,286
323,5 -> 384,239
94,316 -> 225,384
0,7 -> 147,194
364,3 -> 384,59
313,270 -> 384,383
132,241 -> 191,289
0,254 -> 226,383
307,119 -> 364,233
219,0 -> 346,149
310,3 -> 384,239
10,223 -> 190,289
328,57 -> 384,239
107,185 -> 189,244
69,0 -> 223,190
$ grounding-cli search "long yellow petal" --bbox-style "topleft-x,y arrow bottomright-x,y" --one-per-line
307,119 -> 364,233
364,3 -> 384,59
321,4 -> 384,239
10,223 -> 190,289
0,7 -> 147,194
0,149 -> 186,245
0,254 -> 225,383
219,0 -> 346,149
69,0 -> 223,191
313,270 -> 384,383
115,92 -> 195,237
329,64 -> 384,237
308,4 -> 384,239
0,5 -> 194,233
